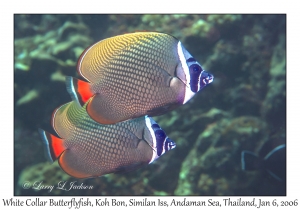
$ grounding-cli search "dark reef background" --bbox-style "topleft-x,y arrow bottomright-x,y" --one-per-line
14,14 -> 286,195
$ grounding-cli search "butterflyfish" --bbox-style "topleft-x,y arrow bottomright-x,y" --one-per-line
39,101 -> 176,178
66,32 -> 213,124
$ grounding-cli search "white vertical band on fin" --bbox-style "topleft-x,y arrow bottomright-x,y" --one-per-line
264,144 -> 286,160
177,41 -> 195,104
145,116 -> 159,164
67,77 -> 79,105
38,129 -> 53,163
241,151 -> 246,170
241,150 -> 258,171
266,169 -> 283,182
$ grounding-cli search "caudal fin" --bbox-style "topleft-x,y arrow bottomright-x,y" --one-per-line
38,129 -> 66,163
264,144 -> 286,182
241,150 -> 260,171
65,76 -> 94,106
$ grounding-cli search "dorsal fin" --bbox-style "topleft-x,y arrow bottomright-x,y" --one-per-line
51,102 -> 82,138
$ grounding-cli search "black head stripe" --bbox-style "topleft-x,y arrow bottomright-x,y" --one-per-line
187,57 -> 196,62
155,129 -> 166,156
151,124 -> 160,130
189,64 -> 203,92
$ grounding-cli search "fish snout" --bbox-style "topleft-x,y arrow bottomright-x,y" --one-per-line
200,71 -> 214,90
166,138 -> 176,150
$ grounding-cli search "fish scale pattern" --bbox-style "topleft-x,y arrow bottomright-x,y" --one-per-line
82,33 -> 186,123
52,102 -> 78,139
39,32 -> 211,178
79,32 -> 146,82
55,102 -> 153,177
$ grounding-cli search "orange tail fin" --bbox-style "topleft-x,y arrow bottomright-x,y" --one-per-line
38,129 -> 66,163
65,76 -> 94,106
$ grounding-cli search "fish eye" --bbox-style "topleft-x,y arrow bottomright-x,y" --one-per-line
155,130 -> 166,141
189,64 -> 202,74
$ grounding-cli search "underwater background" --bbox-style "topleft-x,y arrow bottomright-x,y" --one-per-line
14,14 -> 286,196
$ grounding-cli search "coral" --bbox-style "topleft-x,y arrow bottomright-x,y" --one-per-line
14,16 -> 93,131
261,34 -> 286,129
174,116 -> 268,195
16,89 -> 39,106
16,159 -> 173,196
207,14 -> 242,25
14,20 -> 92,73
